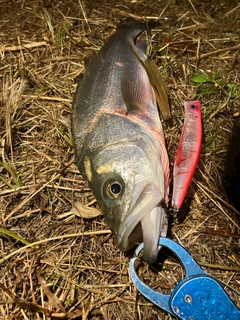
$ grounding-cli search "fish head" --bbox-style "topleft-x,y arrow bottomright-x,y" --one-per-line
84,141 -> 168,264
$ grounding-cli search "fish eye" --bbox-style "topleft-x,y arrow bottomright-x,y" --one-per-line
106,180 -> 123,199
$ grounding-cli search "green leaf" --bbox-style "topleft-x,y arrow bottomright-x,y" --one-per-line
202,136 -> 215,151
227,83 -> 239,98
213,71 -> 222,80
200,83 -> 216,95
190,73 -> 213,83
73,257 -> 81,268
0,228 -> 35,248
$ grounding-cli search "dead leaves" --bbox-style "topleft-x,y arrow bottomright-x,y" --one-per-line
71,201 -> 102,219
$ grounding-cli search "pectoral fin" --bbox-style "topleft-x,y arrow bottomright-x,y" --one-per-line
121,70 -> 149,114
129,37 -> 171,120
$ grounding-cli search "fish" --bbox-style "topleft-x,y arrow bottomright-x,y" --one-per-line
71,21 -> 170,263
172,100 -> 202,210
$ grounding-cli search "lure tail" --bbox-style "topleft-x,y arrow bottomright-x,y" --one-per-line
172,101 -> 202,210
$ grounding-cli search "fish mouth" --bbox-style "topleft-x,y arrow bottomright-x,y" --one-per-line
117,182 -> 168,263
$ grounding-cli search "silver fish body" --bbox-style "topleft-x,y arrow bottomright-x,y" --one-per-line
72,22 -> 169,263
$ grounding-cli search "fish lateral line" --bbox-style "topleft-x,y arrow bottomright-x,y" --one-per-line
78,109 -> 166,157
97,108 -> 166,141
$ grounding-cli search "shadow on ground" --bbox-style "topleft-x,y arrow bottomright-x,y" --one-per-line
223,118 -> 240,211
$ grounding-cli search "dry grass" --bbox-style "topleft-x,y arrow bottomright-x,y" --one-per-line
0,0 -> 240,319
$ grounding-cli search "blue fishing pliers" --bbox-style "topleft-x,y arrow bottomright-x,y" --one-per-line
129,237 -> 240,320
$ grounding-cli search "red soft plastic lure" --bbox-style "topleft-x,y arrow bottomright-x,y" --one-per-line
172,101 -> 202,210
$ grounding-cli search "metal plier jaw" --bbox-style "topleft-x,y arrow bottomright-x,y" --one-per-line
129,237 -> 240,320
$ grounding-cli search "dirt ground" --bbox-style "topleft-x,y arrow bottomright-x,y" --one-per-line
0,0 -> 240,319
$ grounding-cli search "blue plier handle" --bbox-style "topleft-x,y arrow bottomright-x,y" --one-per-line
129,237 -> 240,320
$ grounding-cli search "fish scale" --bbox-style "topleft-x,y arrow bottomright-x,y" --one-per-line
72,21 -> 170,263
72,21 -> 201,263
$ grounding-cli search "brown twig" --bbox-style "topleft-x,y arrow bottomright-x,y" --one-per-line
201,228 -> 240,239
0,283 -> 67,319
198,262 -> 240,272
190,43 -> 240,61
0,41 -> 48,52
